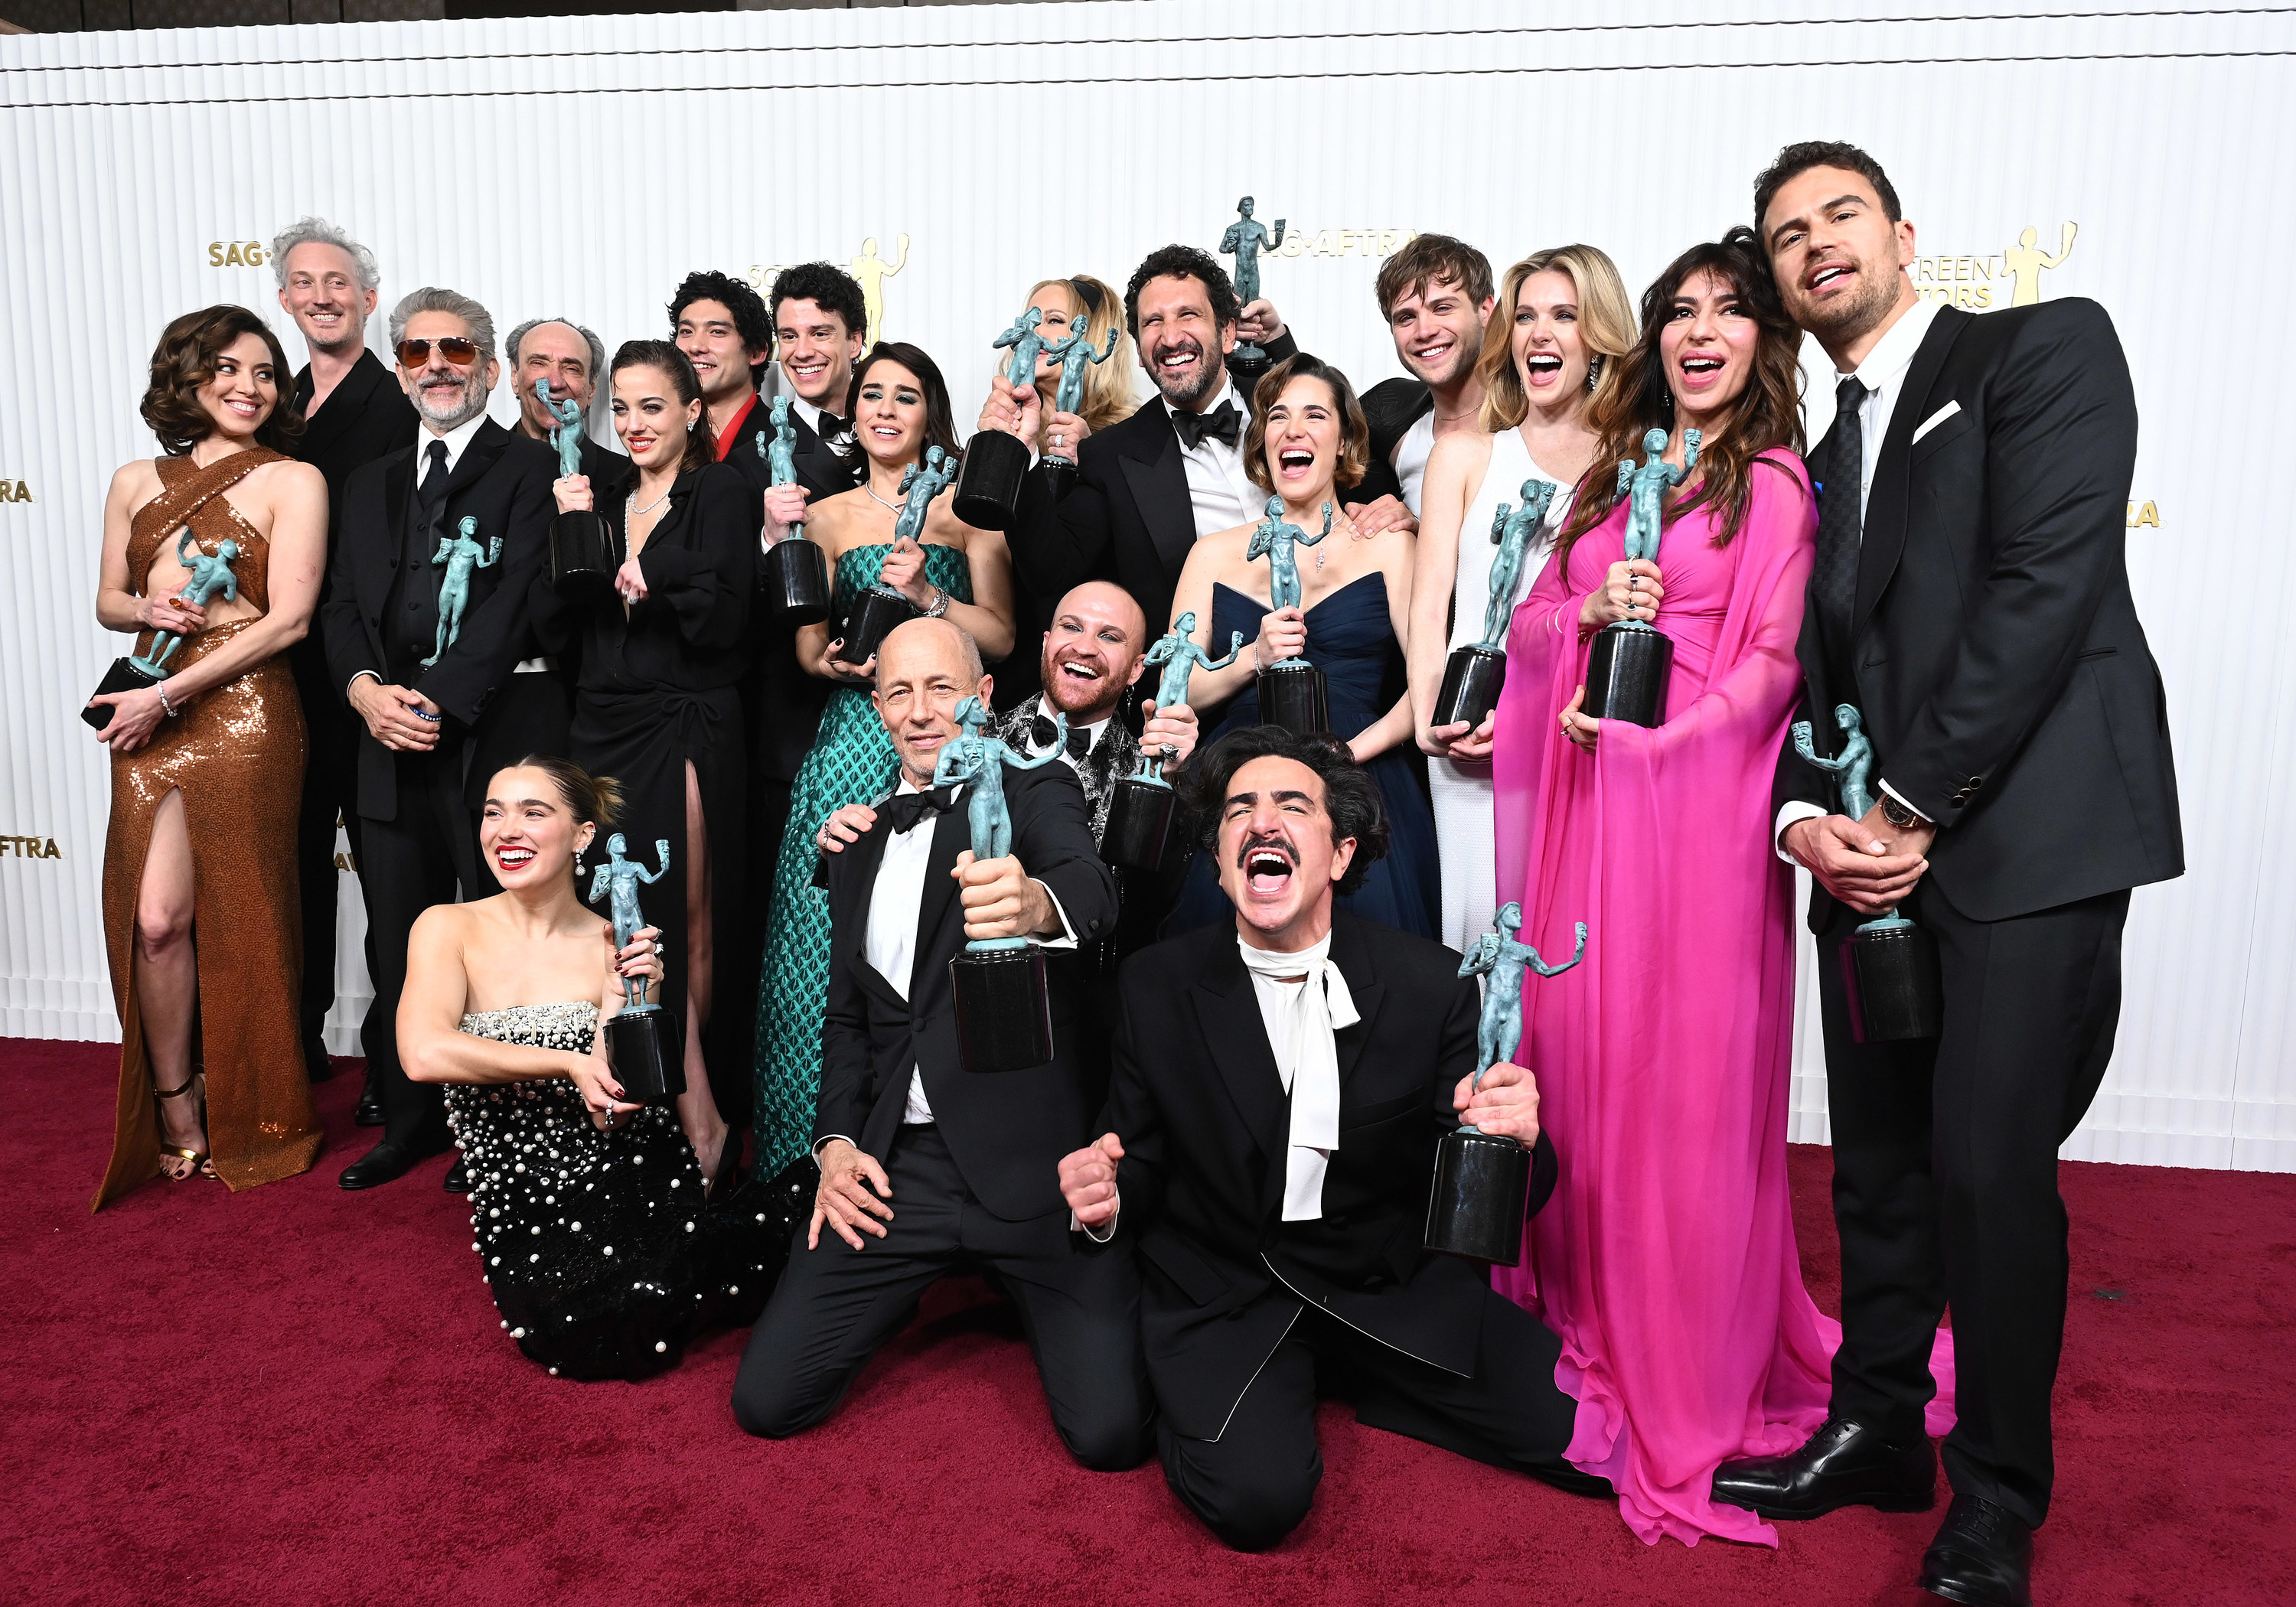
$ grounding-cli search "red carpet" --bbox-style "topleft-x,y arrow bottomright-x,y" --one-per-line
9,1037 -> 2292,1606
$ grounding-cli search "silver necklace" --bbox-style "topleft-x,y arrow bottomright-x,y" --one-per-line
627,487 -> 672,519
864,481 -> 902,516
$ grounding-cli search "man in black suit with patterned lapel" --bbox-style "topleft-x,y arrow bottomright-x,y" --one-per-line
321,287 -> 558,1193
1712,144 -> 2182,1607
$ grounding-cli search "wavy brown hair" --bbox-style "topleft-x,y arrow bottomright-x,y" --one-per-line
1244,353 -> 1370,495
140,305 -> 305,455
1555,227 -> 1804,566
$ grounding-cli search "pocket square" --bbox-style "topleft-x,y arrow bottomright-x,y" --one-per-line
1911,400 -> 1962,444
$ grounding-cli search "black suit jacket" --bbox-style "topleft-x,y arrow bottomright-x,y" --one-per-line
1773,300 -> 2182,925
321,419 -> 559,820
816,761 -> 1120,1221
1101,912 -> 1559,1440
292,350 -> 420,519
1355,376 -> 1433,510
716,391 -> 859,504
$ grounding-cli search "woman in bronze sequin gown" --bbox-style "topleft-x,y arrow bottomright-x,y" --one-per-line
88,306 -> 329,1208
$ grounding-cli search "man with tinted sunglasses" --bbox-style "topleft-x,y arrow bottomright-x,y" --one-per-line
321,286 -> 563,1194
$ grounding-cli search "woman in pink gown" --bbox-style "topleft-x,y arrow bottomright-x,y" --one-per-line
1490,230 -> 1846,1547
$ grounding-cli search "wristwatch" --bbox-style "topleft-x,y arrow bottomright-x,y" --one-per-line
1879,793 -> 1928,830
921,588 -> 951,619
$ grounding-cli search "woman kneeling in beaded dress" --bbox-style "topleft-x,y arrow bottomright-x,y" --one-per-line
399,755 -> 777,1380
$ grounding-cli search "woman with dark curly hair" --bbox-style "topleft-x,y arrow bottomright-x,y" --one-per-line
86,305 -> 328,1205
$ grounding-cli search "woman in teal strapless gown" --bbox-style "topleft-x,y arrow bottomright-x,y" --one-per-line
752,343 -> 1015,1185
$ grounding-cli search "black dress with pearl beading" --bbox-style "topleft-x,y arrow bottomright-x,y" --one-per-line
446,1002 -> 783,1381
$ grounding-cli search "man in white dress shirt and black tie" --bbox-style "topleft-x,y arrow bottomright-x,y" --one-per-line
732,618 -> 1150,1472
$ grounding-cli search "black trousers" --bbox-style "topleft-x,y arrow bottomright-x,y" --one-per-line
1819,881 -> 2129,1530
1159,1289 -> 1593,1551
730,1124 -> 1152,1472
291,648 -> 366,1073
355,747 -> 483,1153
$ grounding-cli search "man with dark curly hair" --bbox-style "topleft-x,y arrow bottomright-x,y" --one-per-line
668,269 -> 776,471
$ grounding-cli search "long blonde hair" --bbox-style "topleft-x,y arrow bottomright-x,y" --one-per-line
1473,245 -> 1637,434
1009,275 -> 1139,446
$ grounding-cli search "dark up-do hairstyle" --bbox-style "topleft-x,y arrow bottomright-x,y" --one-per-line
609,339 -> 716,475
1244,353 -> 1371,494
1124,244 -> 1241,339
141,305 -> 305,455
1554,227 -> 1805,566
838,341 -> 960,473
1752,139 -> 1903,237
667,269 -> 774,387
506,752 -> 625,833
1177,725 -> 1389,897
768,261 -> 869,344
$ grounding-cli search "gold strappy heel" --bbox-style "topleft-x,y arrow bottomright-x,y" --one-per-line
154,1072 -> 214,1182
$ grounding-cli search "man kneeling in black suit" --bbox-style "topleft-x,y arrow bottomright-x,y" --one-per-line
732,617 -> 1151,1472
1058,726 -> 1606,1549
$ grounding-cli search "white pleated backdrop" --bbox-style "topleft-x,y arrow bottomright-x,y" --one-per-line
2,0 -> 2288,1169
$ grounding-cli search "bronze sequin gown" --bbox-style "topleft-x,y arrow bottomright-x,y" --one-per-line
94,448 -> 319,1210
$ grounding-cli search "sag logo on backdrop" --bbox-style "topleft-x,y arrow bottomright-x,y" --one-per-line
748,233 -> 912,346
1,834 -> 63,859
208,240 -> 269,267
1273,227 -> 1420,260
0,479 -> 30,501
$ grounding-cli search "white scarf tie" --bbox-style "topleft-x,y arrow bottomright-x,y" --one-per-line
1236,933 -> 1359,1221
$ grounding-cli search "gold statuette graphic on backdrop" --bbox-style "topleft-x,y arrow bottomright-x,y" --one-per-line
1913,220 -> 2076,309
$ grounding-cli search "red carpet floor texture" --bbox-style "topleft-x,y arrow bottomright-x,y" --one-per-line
8,1037 -> 2294,1606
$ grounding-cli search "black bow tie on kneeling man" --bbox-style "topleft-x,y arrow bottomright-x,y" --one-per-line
1032,714 -> 1093,759
883,786 -> 959,834
1172,399 -> 1241,451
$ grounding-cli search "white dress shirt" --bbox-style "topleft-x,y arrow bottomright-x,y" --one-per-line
1020,696 -> 1110,774
1172,376 -> 1261,538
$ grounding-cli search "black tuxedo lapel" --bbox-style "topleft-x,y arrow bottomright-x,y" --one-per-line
1192,942 -> 1287,1165
1120,412 -> 1198,580
912,800 -> 970,986
445,419 -> 511,501
1854,308 -> 1970,634
1328,919 -> 1384,1088
366,446 -> 416,605
295,352 -> 382,461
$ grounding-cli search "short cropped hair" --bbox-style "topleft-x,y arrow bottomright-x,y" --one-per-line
1373,233 -> 1494,318
668,270 -> 774,386
1244,353 -> 1371,494
1124,244 -> 1240,339
1753,140 -> 1903,235
269,216 -> 380,294
140,305 -> 305,455
390,286 -> 497,360
768,261 -> 869,343
507,316 -> 606,381
1177,726 -> 1390,897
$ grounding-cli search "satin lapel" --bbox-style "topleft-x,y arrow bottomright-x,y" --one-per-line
1120,413 -> 1197,582
839,813 -> 898,975
445,419 -> 510,500
1194,941 -> 1287,1165
912,801 -> 970,989
1854,308 -> 1970,631
1326,918 -> 1384,1089
367,447 -> 416,605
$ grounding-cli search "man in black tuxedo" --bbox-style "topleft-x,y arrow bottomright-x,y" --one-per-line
321,287 -> 559,1192
1711,144 -> 2182,1607
731,617 -> 1150,1472
507,315 -> 627,490
1058,726 -> 1602,1550
1354,233 -> 1496,523
761,261 -> 871,497
272,218 -> 419,1100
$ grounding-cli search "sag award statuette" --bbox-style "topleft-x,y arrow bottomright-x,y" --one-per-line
1424,906 -> 1587,1266
1794,706 -> 1945,1042
1247,495 -> 1334,735
1219,196 -> 1286,376
426,516 -> 499,667
935,696 -> 1070,1074
1104,613 -> 1244,872
86,529 -> 243,729
759,395 -> 830,629
587,833 -> 685,1103
835,445 -> 953,669
1038,318 -> 1118,500
1435,478 -> 1557,731
1583,427 -> 1699,728
542,380 -> 614,597
952,305 -> 1049,531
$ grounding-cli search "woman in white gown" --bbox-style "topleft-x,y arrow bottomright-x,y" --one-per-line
1407,246 -> 1637,952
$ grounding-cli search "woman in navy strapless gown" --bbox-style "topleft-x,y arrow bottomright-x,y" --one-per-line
1164,354 -> 1439,939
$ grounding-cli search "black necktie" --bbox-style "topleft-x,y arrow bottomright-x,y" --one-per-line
816,411 -> 851,443
882,786 -> 957,834
1032,712 -> 1092,760
1171,399 -> 1241,451
417,438 -> 451,530
1811,376 -> 1867,672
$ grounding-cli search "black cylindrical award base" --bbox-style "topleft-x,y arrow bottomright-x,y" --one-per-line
1583,622 -> 1674,729
1850,921 -> 1945,1043
951,429 -> 1030,531
606,1006 -> 687,1104
550,509 -> 616,598
84,657 -> 162,730
949,946 -> 1055,1074
1101,776 -> 1176,872
1041,459 -> 1078,504
1423,1126 -> 1531,1266
833,585 -> 916,668
764,536 -> 830,629
1257,661 -> 1329,736
1434,645 -> 1506,732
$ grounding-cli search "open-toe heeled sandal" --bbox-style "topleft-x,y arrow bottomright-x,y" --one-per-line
155,1073 -> 215,1182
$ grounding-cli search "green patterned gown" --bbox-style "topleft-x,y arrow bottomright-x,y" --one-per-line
752,542 -> 974,1181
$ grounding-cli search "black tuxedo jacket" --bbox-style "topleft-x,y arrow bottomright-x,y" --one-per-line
1773,300 -> 2182,926
292,350 -> 419,520
321,419 -> 559,820
1101,912 -> 1558,1440
717,392 -> 859,504
1355,376 -> 1433,510
815,761 -> 1120,1221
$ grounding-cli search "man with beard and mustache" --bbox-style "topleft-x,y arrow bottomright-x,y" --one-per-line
272,218 -> 419,1110
1356,233 -> 1496,523
1709,143 -> 2181,1607
1056,725 -> 1604,1550
323,287 -> 559,1193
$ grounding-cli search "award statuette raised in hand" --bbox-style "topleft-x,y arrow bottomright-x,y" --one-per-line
760,395 -> 830,629
1218,196 -> 1287,382
935,696 -> 1070,1073
1038,320 -> 1119,501
85,529 -> 243,730
1793,706 -> 1945,1042
1424,907 -> 1587,1266
1104,613 -> 1244,872
1583,428 -> 1699,729
835,446 -> 951,668
1247,496 -> 1334,735
586,833 -> 685,1103
542,380 -> 615,598
1435,478 -> 1558,732
952,306 -> 1048,531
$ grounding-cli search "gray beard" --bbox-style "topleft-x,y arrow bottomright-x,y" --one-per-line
416,377 -> 490,432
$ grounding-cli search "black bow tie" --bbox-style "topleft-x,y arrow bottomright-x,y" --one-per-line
1032,712 -> 1093,760
1171,399 -> 1241,451
816,410 -> 851,443
882,785 -> 958,834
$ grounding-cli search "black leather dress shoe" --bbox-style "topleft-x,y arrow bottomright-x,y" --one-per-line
338,1139 -> 442,1191
442,1154 -> 469,1193
354,1084 -> 385,1127
1919,1494 -> 2032,1606
1711,1415 -> 1936,1520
